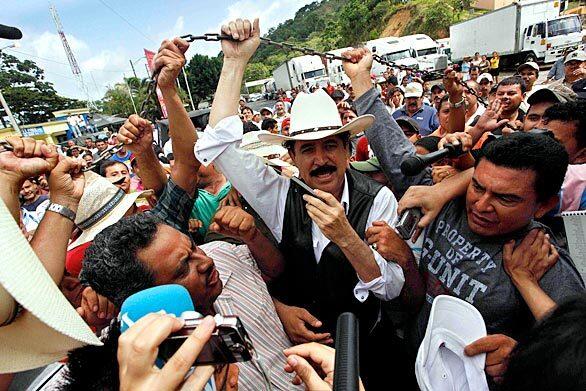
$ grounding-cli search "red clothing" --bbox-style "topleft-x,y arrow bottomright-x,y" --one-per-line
66,241 -> 92,278
355,136 -> 372,161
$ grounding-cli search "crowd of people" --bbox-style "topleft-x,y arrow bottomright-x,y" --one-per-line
1,17 -> 586,391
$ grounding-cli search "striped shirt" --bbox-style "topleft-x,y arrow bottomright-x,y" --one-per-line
200,241 -> 302,391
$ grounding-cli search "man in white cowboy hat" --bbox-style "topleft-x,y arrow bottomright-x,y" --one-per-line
193,18 -> 424,389
0,137 -> 101,375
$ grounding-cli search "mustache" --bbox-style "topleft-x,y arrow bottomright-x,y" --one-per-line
310,165 -> 337,177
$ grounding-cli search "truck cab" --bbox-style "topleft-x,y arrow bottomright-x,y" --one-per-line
522,15 -> 583,63
365,37 -> 419,76
400,34 -> 449,72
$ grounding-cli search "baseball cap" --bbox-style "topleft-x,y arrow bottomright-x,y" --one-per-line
430,84 -> 445,93
260,107 -> 273,115
415,295 -> 489,391
564,50 -> 586,64
517,61 -> 539,73
396,116 -> 420,135
404,82 -> 424,98
527,84 -> 576,105
572,78 -> 586,100
351,157 -> 381,173
478,73 -> 493,83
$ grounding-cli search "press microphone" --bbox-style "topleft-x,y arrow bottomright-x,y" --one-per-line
333,312 -> 359,391
0,24 -> 23,40
400,142 -> 464,176
119,284 -> 195,333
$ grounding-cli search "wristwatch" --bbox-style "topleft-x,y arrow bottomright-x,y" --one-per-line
47,202 -> 76,222
449,97 -> 465,108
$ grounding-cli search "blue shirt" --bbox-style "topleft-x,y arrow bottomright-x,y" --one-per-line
392,104 -> 440,136
548,58 -> 565,81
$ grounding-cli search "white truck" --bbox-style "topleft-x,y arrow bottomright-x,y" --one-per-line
272,55 -> 329,91
400,34 -> 449,74
365,37 -> 421,77
450,0 -> 583,67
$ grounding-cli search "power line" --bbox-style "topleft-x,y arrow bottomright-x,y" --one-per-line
4,48 -> 131,73
96,0 -> 157,44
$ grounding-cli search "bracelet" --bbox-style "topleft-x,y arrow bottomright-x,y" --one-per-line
47,202 -> 77,222
449,97 -> 465,108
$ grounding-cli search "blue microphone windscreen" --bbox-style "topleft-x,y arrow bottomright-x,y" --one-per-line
119,284 -> 194,333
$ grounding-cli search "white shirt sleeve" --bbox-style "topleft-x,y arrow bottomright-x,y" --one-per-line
353,187 -> 405,302
194,115 -> 290,242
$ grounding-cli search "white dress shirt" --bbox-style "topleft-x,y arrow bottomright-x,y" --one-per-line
194,115 -> 405,302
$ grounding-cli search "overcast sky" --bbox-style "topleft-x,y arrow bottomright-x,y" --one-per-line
3,0 -> 314,100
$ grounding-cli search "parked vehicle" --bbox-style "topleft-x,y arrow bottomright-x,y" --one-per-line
400,34 -> 449,74
450,0 -> 583,67
365,37 -> 420,76
272,55 -> 329,91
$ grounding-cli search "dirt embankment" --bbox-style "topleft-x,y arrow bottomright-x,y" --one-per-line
380,7 -> 412,37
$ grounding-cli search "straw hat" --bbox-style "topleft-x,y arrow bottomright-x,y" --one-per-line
68,171 -> 148,250
257,89 -> 374,144
0,199 -> 101,373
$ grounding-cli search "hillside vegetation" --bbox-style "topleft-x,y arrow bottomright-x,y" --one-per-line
245,0 -> 481,81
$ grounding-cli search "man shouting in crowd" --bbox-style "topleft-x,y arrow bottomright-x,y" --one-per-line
194,18 -> 424,388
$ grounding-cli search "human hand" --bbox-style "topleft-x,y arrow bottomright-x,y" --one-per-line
303,189 -> 353,245
503,229 -> 558,284
209,206 -> 257,242
118,313 -> 216,391
284,342 -> 335,389
117,115 -> 154,154
465,334 -> 517,384
274,300 -> 332,344
0,137 -> 58,184
442,67 -> 464,99
48,157 -> 86,211
438,132 -> 473,152
80,286 -> 117,321
341,47 -> 373,81
432,165 -> 459,184
474,99 -> 509,135
398,186 -> 448,241
220,18 -> 261,63
219,187 -> 242,208
188,219 -> 203,233
365,221 -> 414,268
153,38 -> 190,90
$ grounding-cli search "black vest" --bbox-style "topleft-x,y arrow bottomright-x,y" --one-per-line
270,170 -> 384,337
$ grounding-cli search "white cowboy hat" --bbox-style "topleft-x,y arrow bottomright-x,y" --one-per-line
241,130 -> 288,158
68,171 -> 149,250
257,89 -> 374,144
0,199 -> 101,373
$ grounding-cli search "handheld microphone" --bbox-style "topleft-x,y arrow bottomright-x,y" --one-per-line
333,312 -> 359,391
400,142 -> 464,176
0,24 -> 23,40
119,284 -> 195,333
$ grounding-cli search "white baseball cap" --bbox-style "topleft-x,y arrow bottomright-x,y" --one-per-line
404,82 -> 424,98
564,50 -> 586,64
415,295 -> 489,391
478,73 -> 493,83
517,61 -> 540,73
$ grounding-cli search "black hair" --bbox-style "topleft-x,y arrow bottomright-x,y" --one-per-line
80,213 -> 160,307
241,105 -> 254,114
389,87 -> 404,96
438,94 -> 451,108
99,160 -> 128,177
489,84 -> 499,95
542,101 -> 586,149
414,136 -> 441,154
470,65 -> 480,73
477,132 -> 568,202
498,76 -> 527,94
501,294 -> 586,391
243,121 -> 260,134
261,118 -> 278,131
59,322 -> 121,391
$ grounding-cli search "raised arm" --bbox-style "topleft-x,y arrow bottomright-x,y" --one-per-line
443,67 -> 466,134
155,38 -> 200,196
343,48 -> 432,198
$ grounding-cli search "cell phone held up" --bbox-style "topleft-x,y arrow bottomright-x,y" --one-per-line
396,208 -> 422,240
158,312 -> 255,366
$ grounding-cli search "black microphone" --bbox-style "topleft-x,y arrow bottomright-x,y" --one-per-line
333,312 -> 359,391
400,142 -> 464,176
0,24 -> 23,40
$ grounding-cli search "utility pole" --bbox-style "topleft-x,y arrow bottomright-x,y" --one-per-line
129,59 -> 137,78
124,75 -> 138,115
182,68 -> 196,111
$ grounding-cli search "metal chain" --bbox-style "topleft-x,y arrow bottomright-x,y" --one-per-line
0,33 -> 488,163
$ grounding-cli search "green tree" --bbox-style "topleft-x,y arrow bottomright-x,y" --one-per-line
244,62 -> 271,82
0,52 -> 83,125
101,78 -> 147,118
183,54 -> 223,106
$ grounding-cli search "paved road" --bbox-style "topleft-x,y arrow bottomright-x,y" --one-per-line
248,99 -> 277,112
